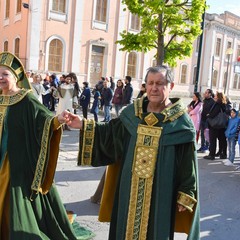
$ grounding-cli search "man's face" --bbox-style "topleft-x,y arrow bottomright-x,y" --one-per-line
103,80 -> 108,88
146,72 -> 174,104
204,90 -> 211,99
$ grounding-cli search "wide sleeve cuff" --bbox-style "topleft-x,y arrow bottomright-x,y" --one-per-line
52,116 -> 64,131
78,118 -> 95,166
177,191 -> 197,213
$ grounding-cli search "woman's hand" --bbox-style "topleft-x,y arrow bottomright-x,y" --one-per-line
63,111 -> 83,129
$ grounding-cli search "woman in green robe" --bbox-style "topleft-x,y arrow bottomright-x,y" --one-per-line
0,52 -> 94,240
65,66 -> 200,240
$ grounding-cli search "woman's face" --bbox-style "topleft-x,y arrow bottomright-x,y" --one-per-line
192,94 -> 197,101
117,81 -> 123,87
65,77 -> 72,84
0,67 -> 17,93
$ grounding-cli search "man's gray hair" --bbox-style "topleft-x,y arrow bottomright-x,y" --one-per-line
144,65 -> 174,83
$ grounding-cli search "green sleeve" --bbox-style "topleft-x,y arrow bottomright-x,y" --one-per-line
175,142 -> 198,199
78,118 -> 126,166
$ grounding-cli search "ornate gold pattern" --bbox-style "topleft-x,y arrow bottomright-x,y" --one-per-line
80,119 -> 95,165
0,89 -> 31,106
161,100 -> 187,122
125,124 -> 162,240
31,116 -> 54,194
0,106 -> 7,151
144,112 -> 158,126
177,191 -> 197,213
134,97 -> 186,123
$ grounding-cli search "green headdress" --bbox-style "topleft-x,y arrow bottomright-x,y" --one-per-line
0,51 -> 31,89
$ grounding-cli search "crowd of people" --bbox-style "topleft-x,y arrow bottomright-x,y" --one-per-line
0,51 -> 200,239
27,72 -> 147,125
2,50 -> 240,239
187,89 -> 240,167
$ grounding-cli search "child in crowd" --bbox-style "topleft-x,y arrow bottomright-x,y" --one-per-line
224,109 -> 239,166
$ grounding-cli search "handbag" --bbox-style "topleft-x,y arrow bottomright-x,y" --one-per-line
72,96 -> 79,109
207,109 -> 228,129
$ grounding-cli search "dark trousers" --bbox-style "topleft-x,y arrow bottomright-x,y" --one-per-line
82,106 -> 88,119
209,127 -> 227,156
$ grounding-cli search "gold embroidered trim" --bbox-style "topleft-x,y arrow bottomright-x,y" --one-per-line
144,112 -> 158,126
134,97 -> 186,122
161,100 -> 186,122
31,116 -> 54,194
0,106 -> 7,151
177,191 -> 197,213
134,95 -> 145,119
81,119 -> 95,165
0,89 -> 31,106
125,124 -> 162,240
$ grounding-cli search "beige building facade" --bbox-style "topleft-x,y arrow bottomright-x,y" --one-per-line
0,0 -> 240,99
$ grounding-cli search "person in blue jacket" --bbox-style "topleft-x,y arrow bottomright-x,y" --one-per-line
224,108 -> 239,166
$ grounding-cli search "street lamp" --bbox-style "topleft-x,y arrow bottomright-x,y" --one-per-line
224,48 -> 233,95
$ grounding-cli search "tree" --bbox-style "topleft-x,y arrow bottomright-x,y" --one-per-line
117,0 -> 206,66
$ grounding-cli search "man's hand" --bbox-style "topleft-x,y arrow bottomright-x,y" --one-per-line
177,204 -> 187,212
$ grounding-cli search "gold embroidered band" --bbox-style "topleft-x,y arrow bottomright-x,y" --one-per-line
31,116 -> 54,195
80,119 -> 95,165
0,106 -> 7,151
125,124 -> 162,240
177,191 -> 197,213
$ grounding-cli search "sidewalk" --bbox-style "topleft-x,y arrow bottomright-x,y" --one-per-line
55,124 -> 240,240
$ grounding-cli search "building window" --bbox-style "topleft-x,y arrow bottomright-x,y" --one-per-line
127,52 -> 137,78
48,39 -> 63,72
233,74 -> 238,89
212,70 -> 218,87
52,0 -> 66,13
95,0 -> 107,22
215,38 -> 221,57
15,38 -> 20,58
5,0 -> 10,18
225,41 -> 232,60
180,64 -> 187,84
16,0 -> 21,13
237,44 -> 240,60
152,59 -> 157,67
130,13 -> 140,31
4,41 -> 8,51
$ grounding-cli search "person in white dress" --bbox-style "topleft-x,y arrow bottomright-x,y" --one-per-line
54,74 -> 79,130
31,73 -> 51,104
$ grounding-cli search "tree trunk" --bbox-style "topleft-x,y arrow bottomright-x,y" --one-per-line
156,14 -> 164,66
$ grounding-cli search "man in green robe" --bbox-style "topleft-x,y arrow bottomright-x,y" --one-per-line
65,66 -> 200,240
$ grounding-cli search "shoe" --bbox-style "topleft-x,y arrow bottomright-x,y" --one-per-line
215,152 -> 220,157
203,155 -> 215,160
220,154 -> 227,159
197,147 -> 208,153
222,159 -> 228,164
224,160 -> 234,166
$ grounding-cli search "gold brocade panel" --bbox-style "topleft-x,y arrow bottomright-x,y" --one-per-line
125,123 -> 162,240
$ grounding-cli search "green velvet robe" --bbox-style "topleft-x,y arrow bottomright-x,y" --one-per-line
0,89 -> 93,240
78,97 -> 200,240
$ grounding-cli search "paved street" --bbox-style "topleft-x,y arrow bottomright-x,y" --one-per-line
55,113 -> 240,240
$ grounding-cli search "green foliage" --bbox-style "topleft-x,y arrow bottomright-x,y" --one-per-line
117,0 -> 206,66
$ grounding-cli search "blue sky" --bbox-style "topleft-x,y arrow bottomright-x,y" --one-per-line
206,0 -> 240,16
